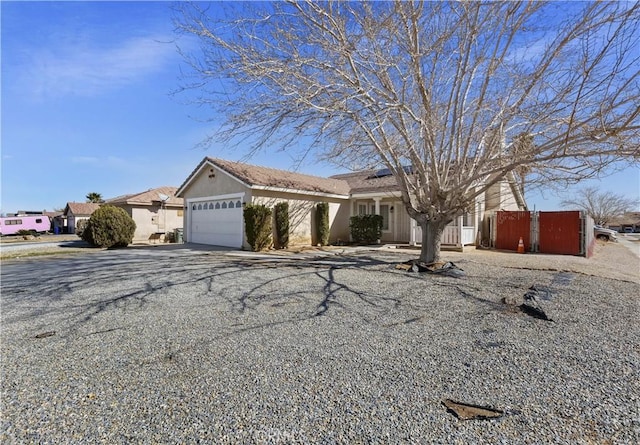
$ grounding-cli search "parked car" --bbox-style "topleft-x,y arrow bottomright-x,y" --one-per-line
594,225 -> 618,242
623,227 -> 634,233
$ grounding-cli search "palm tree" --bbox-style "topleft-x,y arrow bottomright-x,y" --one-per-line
86,192 -> 103,203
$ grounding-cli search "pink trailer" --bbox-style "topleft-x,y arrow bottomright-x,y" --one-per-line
0,215 -> 51,236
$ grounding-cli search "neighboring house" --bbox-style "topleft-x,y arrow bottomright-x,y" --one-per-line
105,186 -> 184,242
64,202 -> 101,234
43,211 -> 65,234
608,211 -> 640,233
176,157 -> 527,249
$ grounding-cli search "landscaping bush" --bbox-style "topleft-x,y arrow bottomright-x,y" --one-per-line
82,205 -> 136,248
350,214 -> 383,244
75,219 -> 88,238
244,204 -> 272,251
316,202 -> 330,246
274,202 -> 289,249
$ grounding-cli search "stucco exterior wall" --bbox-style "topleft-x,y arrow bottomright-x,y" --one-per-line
251,190 -> 349,246
331,200 -> 351,244
67,215 -> 91,234
395,202 -> 412,242
485,181 -> 520,212
498,182 -> 520,210
183,166 -> 250,199
126,205 -> 183,242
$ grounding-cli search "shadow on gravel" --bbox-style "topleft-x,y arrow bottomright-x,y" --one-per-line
59,240 -> 93,249
1,250 -> 537,351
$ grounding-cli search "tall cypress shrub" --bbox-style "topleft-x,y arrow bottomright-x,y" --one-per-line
274,201 -> 289,249
243,204 -> 272,251
316,202 -> 330,246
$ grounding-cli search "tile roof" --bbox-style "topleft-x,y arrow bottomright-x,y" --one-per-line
105,186 -> 183,206
330,169 -> 401,194
609,211 -> 640,225
65,202 -> 101,216
203,158 -> 351,196
179,157 -> 525,209
43,211 -> 64,218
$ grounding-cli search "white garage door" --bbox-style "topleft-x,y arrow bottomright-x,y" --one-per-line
189,197 -> 243,247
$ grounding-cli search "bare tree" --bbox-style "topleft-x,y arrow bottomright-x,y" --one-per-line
174,1 -> 639,263
561,187 -> 637,226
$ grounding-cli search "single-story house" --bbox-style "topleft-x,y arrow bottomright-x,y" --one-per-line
105,186 -> 184,242
64,202 -> 101,234
176,157 -> 526,250
608,212 -> 640,233
43,211 -> 65,234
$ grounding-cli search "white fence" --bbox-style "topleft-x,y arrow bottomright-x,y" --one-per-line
414,221 -> 476,247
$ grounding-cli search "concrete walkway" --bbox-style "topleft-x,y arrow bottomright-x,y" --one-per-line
618,233 -> 640,259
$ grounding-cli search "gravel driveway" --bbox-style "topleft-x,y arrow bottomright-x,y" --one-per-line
1,244 -> 639,443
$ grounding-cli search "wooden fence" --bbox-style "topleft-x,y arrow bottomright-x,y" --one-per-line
490,210 -> 594,257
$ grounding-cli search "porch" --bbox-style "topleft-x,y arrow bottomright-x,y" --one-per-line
350,197 -> 477,249
410,217 -> 477,248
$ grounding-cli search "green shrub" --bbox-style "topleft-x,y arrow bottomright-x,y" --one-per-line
274,202 -> 289,249
75,219 -> 89,238
82,205 -> 136,248
316,202 -> 330,246
16,229 -> 35,236
350,214 -> 383,244
243,204 -> 272,251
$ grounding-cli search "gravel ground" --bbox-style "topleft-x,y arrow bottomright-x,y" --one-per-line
1,244 -> 639,444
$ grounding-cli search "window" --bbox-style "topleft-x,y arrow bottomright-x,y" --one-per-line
380,205 -> 390,231
222,202 -> 227,209
6,219 -> 21,225
192,204 -> 196,210
358,204 -> 368,215
235,200 -> 242,208
36,218 -> 42,223
209,203 -> 214,210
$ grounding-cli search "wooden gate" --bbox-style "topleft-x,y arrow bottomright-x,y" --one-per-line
538,211 -> 582,255
495,211 -> 531,251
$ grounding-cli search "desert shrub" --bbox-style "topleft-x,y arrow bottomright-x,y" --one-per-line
274,202 -> 289,249
244,204 -> 272,251
75,219 -> 89,238
82,205 -> 136,248
316,202 -> 330,246
16,229 -> 35,236
350,214 -> 383,244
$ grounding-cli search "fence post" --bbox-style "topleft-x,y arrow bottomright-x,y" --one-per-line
531,211 -> 538,253
410,218 -> 417,246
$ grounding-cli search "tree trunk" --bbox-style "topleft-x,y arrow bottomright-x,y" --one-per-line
419,219 -> 447,264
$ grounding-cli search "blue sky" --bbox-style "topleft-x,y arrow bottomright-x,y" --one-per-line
1,1 -> 638,215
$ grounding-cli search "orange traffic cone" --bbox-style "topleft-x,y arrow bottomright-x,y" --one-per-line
517,237 -> 525,254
